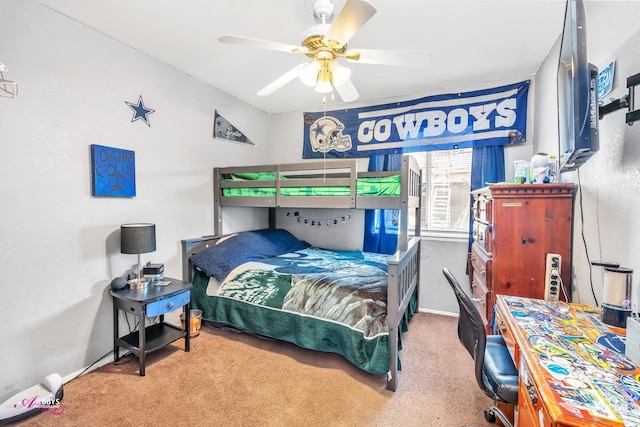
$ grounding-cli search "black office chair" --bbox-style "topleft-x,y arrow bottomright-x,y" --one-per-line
442,268 -> 519,426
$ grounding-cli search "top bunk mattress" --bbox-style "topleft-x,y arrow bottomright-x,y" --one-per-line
213,155 -> 422,212
222,175 -> 401,197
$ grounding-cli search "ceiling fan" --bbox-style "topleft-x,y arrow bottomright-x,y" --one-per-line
217,0 -> 430,103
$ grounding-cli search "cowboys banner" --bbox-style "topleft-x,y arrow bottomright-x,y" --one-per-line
302,81 -> 529,158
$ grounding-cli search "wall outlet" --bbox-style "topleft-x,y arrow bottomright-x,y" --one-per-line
544,253 -> 562,301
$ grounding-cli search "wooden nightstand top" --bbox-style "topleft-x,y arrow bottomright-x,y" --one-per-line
109,277 -> 191,303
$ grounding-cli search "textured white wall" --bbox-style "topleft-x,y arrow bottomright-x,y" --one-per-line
565,28 -> 640,307
0,0 -> 270,399
534,5 -> 640,307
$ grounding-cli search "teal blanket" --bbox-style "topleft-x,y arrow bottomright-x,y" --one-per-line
191,248 -> 393,375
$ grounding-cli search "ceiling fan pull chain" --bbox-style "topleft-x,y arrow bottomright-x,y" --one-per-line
322,94 -> 328,181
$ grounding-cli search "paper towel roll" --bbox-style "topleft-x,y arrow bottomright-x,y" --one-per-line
602,267 -> 633,307
633,279 -> 640,314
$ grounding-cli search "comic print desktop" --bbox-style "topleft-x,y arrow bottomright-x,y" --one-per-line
496,295 -> 640,426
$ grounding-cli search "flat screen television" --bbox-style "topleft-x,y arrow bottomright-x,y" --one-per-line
557,0 -> 599,172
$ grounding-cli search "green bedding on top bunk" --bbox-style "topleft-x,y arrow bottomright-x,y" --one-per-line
222,175 -> 401,197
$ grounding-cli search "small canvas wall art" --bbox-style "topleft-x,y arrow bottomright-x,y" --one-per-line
213,110 -> 254,145
90,144 -> 136,197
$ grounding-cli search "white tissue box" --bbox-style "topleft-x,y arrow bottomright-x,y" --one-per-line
626,317 -> 640,366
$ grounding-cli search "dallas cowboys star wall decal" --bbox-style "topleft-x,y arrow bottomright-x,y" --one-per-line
124,95 -> 155,127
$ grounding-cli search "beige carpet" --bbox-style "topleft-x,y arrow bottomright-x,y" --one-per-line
17,313 -> 495,427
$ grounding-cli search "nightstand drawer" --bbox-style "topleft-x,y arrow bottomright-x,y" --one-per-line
147,291 -> 190,316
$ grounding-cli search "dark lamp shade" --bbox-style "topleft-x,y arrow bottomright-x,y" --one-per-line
121,223 -> 156,254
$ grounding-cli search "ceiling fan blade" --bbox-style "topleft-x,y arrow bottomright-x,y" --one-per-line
257,64 -> 306,96
218,34 -> 308,55
325,0 -> 377,48
345,48 -> 431,66
335,79 -> 360,103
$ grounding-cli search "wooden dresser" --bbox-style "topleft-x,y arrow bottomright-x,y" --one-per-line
469,183 -> 575,326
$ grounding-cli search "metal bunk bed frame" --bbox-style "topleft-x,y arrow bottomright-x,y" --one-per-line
181,154 -> 422,391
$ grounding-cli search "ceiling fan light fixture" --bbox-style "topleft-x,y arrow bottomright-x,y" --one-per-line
219,0 -> 388,103
314,67 -> 333,93
331,63 -> 351,87
299,61 -> 320,87
315,80 -> 333,94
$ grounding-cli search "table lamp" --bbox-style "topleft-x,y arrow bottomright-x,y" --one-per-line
121,223 -> 156,289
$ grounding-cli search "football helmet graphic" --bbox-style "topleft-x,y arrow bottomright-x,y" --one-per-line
309,116 -> 352,154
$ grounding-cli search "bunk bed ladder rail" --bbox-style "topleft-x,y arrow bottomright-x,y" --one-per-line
213,167 -> 221,235
398,155 -> 423,252
386,235 -> 421,391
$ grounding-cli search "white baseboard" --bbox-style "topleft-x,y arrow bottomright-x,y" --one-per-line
418,307 -> 458,317
61,351 -> 126,384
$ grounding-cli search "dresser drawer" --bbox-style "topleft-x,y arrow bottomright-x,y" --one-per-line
470,243 -> 491,285
147,291 -> 190,317
472,193 -> 493,223
471,271 -> 489,303
472,222 -> 493,253
471,269 -> 489,313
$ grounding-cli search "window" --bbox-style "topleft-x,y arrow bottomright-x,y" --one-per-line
415,149 -> 472,238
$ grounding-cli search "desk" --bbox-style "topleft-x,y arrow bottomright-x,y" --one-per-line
495,295 -> 640,426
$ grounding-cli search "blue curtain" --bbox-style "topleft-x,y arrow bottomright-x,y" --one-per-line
468,145 -> 505,252
364,148 -> 504,255
363,154 -> 402,254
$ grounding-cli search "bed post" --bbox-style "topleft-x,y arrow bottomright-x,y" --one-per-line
415,168 -> 423,239
387,271 -> 400,392
213,167 -> 222,235
398,157 -> 410,252
397,155 -> 422,252
386,236 -> 420,391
